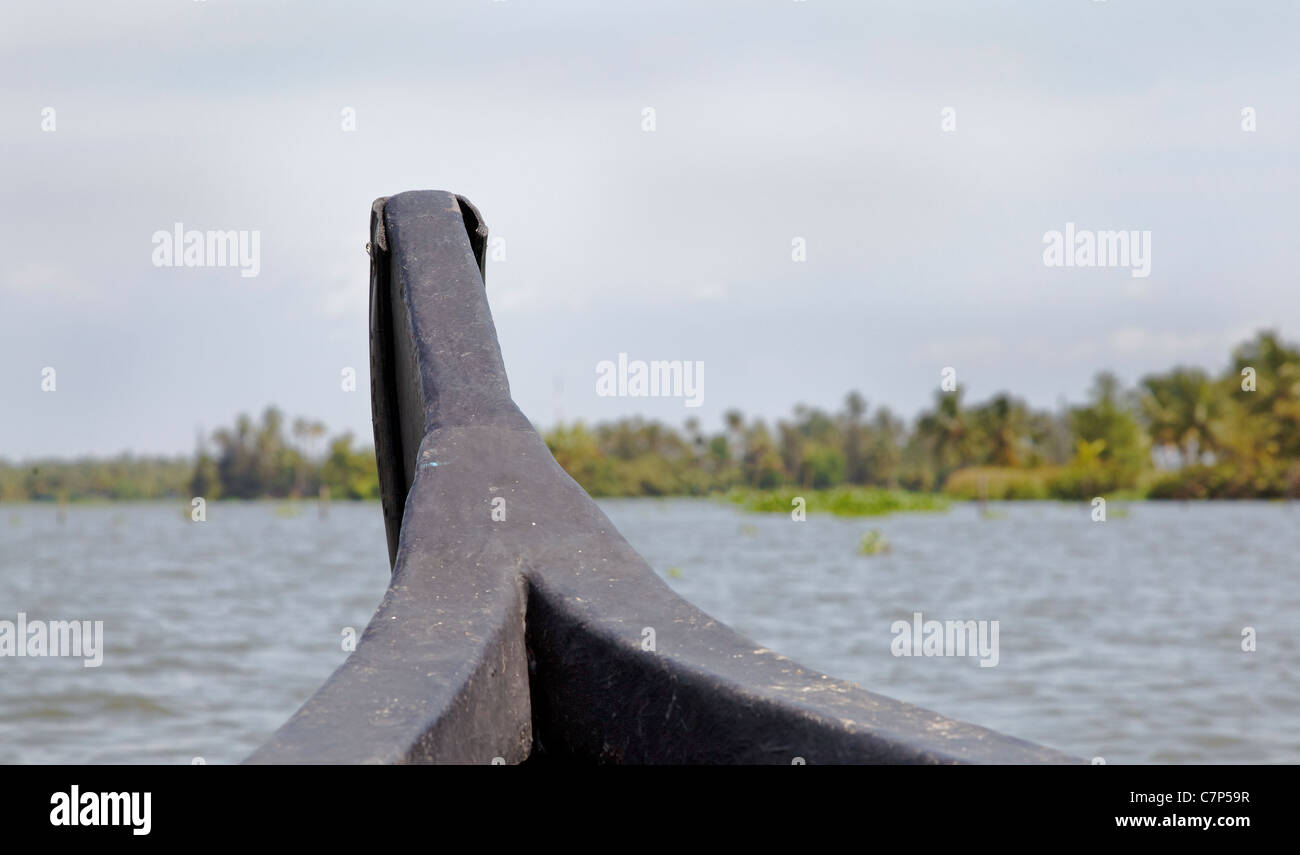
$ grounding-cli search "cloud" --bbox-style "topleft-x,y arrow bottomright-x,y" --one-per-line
2,1 -> 1299,455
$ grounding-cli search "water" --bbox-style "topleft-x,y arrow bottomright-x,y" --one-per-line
0,502 -> 389,764
601,499 -> 1300,764
1,499 -> 1295,763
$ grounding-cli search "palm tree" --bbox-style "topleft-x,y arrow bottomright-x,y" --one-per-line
968,394 -> 1039,468
723,409 -> 746,462
1068,373 -> 1147,484
842,391 -> 867,483
915,390 -> 969,483
867,407 -> 904,487
777,421 -> 804,483
1231,331 -> 1300,459
1140,368 -> 1221,466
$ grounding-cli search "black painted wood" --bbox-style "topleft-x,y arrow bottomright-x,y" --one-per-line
247,190 -> 1080,765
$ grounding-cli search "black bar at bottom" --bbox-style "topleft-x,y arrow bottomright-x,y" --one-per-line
2,764 -> 1282,841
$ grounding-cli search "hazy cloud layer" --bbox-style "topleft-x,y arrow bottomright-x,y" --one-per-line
3,1 -> 1297,457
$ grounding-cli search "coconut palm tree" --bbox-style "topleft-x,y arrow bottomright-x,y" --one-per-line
1140,368 -> 1222,466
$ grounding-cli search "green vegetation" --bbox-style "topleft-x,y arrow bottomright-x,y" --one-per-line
727,487 -> 950,516
942,467 -> 1059,501
544,330 -> 1300,503
0,456 -> 193,502
4,330 -> 1298,505
198,409 -> 378,500
0,407 -> 378,502
857,530 -> 892,556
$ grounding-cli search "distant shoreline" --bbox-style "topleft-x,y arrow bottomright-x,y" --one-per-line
5,329 -> 1299,505
4,485 -> 1294,509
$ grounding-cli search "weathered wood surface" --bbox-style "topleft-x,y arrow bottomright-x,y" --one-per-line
247,190 -> 1079,765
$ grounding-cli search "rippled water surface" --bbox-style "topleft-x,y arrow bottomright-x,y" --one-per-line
1,499 -> 1296,763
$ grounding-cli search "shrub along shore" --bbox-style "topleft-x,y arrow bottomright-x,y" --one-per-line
4,331 -> 1297,506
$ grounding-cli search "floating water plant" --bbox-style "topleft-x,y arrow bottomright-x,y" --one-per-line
857,529 -> 892,556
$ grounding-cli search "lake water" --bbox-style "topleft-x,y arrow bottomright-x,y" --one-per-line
0,499 -> 1295,764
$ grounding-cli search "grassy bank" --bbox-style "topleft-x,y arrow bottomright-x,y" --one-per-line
940,465 -> 1153,501
941,464 -> 1300,502
725,486 -> 951,516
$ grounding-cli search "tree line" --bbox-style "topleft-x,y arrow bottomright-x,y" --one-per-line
2,330 -> 1296,503
546,330 -> 1300,500
0,409 -> 378,502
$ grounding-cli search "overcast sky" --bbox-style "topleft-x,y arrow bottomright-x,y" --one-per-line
3,0 -> 1297,459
